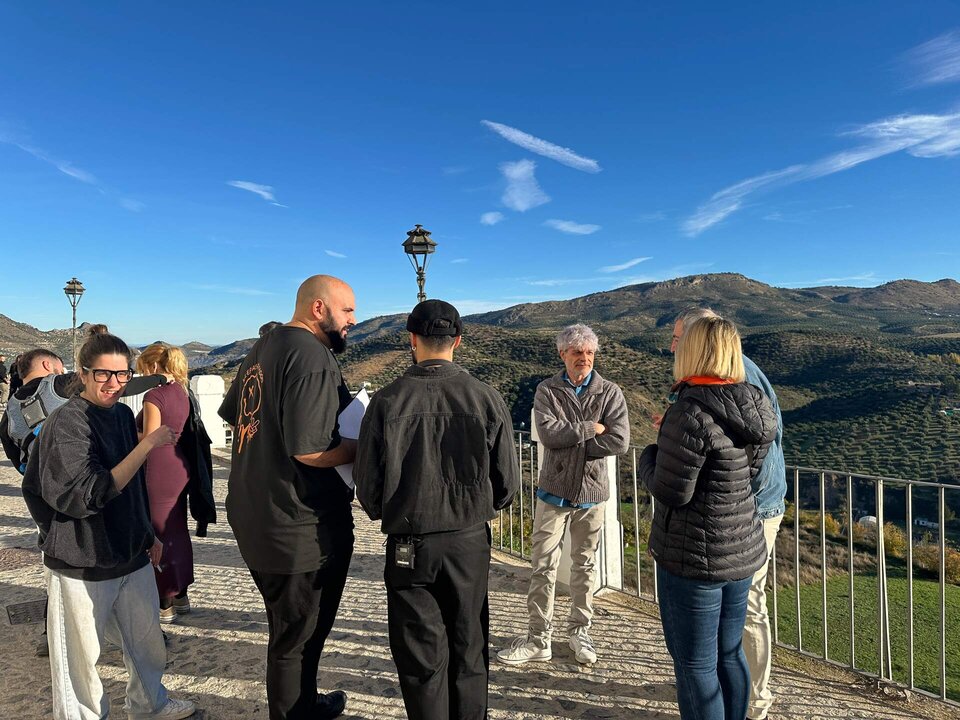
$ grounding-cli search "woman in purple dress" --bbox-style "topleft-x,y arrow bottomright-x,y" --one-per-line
137,343 -> 195,623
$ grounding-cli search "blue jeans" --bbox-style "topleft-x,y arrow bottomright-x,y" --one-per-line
47,563 -> 168,719
657,566 -> 752,720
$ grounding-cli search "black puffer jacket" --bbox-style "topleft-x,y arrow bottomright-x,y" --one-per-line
639,382 -> 777,582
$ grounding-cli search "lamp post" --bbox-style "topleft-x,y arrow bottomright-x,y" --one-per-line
63,277 -> 85,370
402,224 -> 437,304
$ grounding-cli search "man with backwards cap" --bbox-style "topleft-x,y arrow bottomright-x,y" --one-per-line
355,299 -> 520,720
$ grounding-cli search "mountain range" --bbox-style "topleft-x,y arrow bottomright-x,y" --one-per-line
3,273 -> 960,485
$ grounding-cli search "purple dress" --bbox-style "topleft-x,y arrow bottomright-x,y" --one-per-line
138,382 -> 194,599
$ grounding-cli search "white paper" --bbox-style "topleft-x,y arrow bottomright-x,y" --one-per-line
336,388 -> 370,489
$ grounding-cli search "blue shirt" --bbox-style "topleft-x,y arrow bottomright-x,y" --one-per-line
536,488 -> 599,509
742,355 -> 786,519
563,370 -> 593,396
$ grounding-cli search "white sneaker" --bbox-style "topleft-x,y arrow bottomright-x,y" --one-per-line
569,628 -> 597,664
496,636 -> 551,665
128,697 -> 196,719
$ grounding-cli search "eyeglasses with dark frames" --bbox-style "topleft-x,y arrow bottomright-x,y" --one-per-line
83,367 -> 134,384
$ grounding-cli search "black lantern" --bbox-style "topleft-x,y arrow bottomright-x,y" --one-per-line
402,224 -> 437,304
63,277 -> 85,370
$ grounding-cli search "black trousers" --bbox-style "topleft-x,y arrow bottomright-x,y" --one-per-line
249,536 -> 354,720
385,524 -> 492,720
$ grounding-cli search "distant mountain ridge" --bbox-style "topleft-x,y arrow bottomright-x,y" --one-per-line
3,273 -> 960,486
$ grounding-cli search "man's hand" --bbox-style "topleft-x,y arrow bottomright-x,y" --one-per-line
652,414 -> 664,429
148,538 -> 163,568
594,423 -> 606,435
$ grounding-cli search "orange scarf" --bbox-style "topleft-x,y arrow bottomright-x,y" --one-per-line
671,375 -> 737,392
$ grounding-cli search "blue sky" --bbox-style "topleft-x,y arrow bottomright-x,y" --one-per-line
1,1 -> 959,345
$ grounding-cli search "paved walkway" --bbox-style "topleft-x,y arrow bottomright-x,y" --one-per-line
0,454 -> 953,719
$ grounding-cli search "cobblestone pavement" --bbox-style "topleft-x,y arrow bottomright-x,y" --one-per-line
0,453 -> 952,719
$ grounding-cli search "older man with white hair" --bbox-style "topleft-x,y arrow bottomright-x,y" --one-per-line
498,323 -> 630,666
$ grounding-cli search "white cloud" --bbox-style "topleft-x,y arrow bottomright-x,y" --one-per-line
683,110 -> 960,236
0,137 -> 99,185
54,161 -> 98,184
451,258 -> 469,264
480,211 -> 505,225
500,160 -> 551,212
481,120 -> 601,173
120,198 -> 145,212
442,165 -> 469,175
325,250 -> 347,259
814,272 -> 878,284
599,257 -> 652,273
543,219 -> 601,235
903,30 -> 960,86
227,180 -> 283,204
188,283 -> 274,296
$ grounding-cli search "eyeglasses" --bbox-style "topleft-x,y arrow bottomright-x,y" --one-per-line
83,367 -> 134,383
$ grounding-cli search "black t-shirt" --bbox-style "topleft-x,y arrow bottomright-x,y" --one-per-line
218,326 -> 353,573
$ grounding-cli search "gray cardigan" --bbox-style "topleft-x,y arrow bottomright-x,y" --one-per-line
534,370 -> 630,504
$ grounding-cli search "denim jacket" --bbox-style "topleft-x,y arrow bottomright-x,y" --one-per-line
742,355 -> 786,519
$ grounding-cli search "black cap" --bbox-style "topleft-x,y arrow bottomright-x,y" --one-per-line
406,299 -> 463,337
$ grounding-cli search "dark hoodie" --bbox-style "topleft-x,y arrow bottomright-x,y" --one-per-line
638,382 -> 777,582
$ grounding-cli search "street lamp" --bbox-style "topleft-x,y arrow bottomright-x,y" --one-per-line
402,224 -> 437,304
63,277 -> 85,370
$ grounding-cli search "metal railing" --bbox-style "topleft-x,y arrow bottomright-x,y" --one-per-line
494,432 -> 959,707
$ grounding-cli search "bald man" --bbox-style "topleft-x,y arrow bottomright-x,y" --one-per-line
219,275 -> 357,720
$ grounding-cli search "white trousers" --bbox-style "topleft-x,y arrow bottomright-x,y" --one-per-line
743,514 -> 783,720
47,562 -> 168,719
527,499 -> 605,647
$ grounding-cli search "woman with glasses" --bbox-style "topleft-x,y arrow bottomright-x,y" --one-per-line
136,343 -> 195,624
639,316 -> 777,720
21,328 -> 196,720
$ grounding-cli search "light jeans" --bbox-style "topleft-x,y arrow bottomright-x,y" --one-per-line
743,515 -> 783,720
527,499 -> 605,647
47,562 -> 168,719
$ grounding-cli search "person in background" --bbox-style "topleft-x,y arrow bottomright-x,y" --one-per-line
21,328 -> 195,720
667,308 -> 786,720
8,353 -> 23,398
259,320 -> 283,337
0,354 -> 8,405
356,299 -> 520,720
639,316 -> 776,720
136,343 -> 196,624
497,324 -> 630,667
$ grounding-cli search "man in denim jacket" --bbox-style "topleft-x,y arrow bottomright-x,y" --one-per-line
669,308 -> 785,720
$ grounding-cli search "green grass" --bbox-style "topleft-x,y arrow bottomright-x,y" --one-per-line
774,568 -> 960,700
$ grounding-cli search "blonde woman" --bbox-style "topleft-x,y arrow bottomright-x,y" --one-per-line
639,317 -> 777,720
137,343 -> 195,623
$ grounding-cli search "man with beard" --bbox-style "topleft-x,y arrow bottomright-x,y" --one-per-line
218,275 -> 357,720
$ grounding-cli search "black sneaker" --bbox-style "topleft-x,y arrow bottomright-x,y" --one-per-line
314,691 -> 346,719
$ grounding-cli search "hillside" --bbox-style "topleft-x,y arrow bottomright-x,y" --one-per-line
4,273 -> 960,485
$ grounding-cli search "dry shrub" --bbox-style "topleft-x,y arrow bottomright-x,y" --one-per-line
913,543 -> 960,585
883,522 -> 907,559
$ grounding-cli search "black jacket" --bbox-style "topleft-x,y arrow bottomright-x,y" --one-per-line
355,360 -> 521,535
180,388 -> 216,536
639,382 -> 777,582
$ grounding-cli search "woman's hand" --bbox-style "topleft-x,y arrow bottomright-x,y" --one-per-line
145,425 -> 176,450
148,537 -> 163,568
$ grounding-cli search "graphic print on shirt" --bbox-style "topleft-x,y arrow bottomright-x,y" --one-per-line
236,363 -> 263,454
